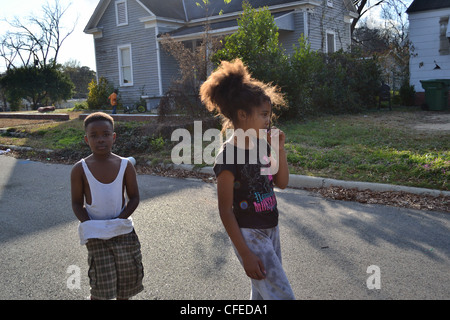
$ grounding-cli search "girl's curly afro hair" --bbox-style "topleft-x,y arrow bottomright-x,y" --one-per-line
200,59 -> 285,129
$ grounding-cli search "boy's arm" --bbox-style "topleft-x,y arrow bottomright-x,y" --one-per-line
70,163 -> 90,223
117,161 -> 140,219
217,170 -> 266,280
269,128 -> 289,189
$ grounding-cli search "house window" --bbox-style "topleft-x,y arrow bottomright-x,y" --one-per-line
439,17 -> 450,55
115,0 -> 128,27
118,45 -> 133,86
326,31 -> 335,53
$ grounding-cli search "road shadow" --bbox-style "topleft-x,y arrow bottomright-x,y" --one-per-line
275,188 -> 450,298
0,155 -> 207,244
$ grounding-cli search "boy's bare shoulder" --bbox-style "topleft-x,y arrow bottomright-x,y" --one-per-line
71,160 -> 84,175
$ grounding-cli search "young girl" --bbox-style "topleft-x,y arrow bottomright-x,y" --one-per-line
200,59 -> 295,300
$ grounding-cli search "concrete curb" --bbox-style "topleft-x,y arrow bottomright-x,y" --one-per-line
170,164 -> 450,197
0,143 -> 53,154
1,143 -> 448,198
288,174 -> 450,197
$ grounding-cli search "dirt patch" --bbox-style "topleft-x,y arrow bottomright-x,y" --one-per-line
0,111 -> 81,129
361,110 -> 450,132
413,113 -> 450,131
0,118 -> 58,129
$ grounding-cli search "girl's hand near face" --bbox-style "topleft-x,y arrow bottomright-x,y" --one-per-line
267,126 -> 285,151
267,127 -> 289,189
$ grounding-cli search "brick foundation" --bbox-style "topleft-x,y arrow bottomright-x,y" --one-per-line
79,113 -> 164,122
0,113 -> 69,120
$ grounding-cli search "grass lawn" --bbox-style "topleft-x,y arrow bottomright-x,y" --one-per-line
1,107 -> 449,191
281,109 -> 450,191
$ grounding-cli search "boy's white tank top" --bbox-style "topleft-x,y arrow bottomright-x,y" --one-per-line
81,158 -> 127,220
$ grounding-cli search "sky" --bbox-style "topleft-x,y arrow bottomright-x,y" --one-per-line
0,0 -> 413,73
362,0 -> 413,29
0,0 -> 99,72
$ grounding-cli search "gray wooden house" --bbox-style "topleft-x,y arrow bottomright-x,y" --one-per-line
84,0 -> 358,109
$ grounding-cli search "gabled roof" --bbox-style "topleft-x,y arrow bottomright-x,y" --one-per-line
84,0 -> 181,33
184,0 -> 309,20
85,0 -> 358,34
151,0 -> 356,20
166,10 -> 294,39
138,0 -> 187,20
406,0 -> 450,14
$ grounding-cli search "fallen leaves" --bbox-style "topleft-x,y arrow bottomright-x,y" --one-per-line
137,164 -> 450,213
136,164 -> 216,183
306,186 -> 450,213
3,150 -> 449,214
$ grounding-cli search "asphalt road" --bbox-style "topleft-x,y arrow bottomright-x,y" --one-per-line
0,155 -> 449,300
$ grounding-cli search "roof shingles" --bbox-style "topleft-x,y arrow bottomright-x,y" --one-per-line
406,0 -> 450,13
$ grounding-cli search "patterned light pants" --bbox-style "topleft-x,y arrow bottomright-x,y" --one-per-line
233,226 -> 295,300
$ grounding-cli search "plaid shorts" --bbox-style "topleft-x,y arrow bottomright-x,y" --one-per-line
86,230 -> 144,300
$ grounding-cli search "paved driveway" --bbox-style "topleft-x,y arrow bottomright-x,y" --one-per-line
0,155 -> 449,300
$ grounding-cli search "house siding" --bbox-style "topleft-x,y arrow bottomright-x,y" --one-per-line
308,0 -> 352,53
278,10 -> 305,55
278,1 -> 352,56
159,49 -> 180,94
408,7 -> 450,92
94,0 -> 159,107
90,0 -> 354,108
158,26 -> 182,95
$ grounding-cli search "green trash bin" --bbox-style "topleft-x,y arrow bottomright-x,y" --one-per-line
420,79 -> 450,111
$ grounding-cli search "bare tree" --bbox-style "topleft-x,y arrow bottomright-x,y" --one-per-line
380,0 -> 410,44
159,1 -> 222,118
380,0 -> 411,87
0,0 -> 75,70
353,0 -> 411,92
351,0 -> 387,34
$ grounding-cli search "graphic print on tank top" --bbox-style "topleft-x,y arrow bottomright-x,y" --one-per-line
214,142 -> 279,229
239,161 -> 277,214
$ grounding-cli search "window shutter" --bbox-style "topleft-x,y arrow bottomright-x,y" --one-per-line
116,1 -> 127,26
439,17 -> 450,55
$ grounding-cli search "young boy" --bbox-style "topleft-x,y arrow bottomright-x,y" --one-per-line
70,112 -> 143,300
